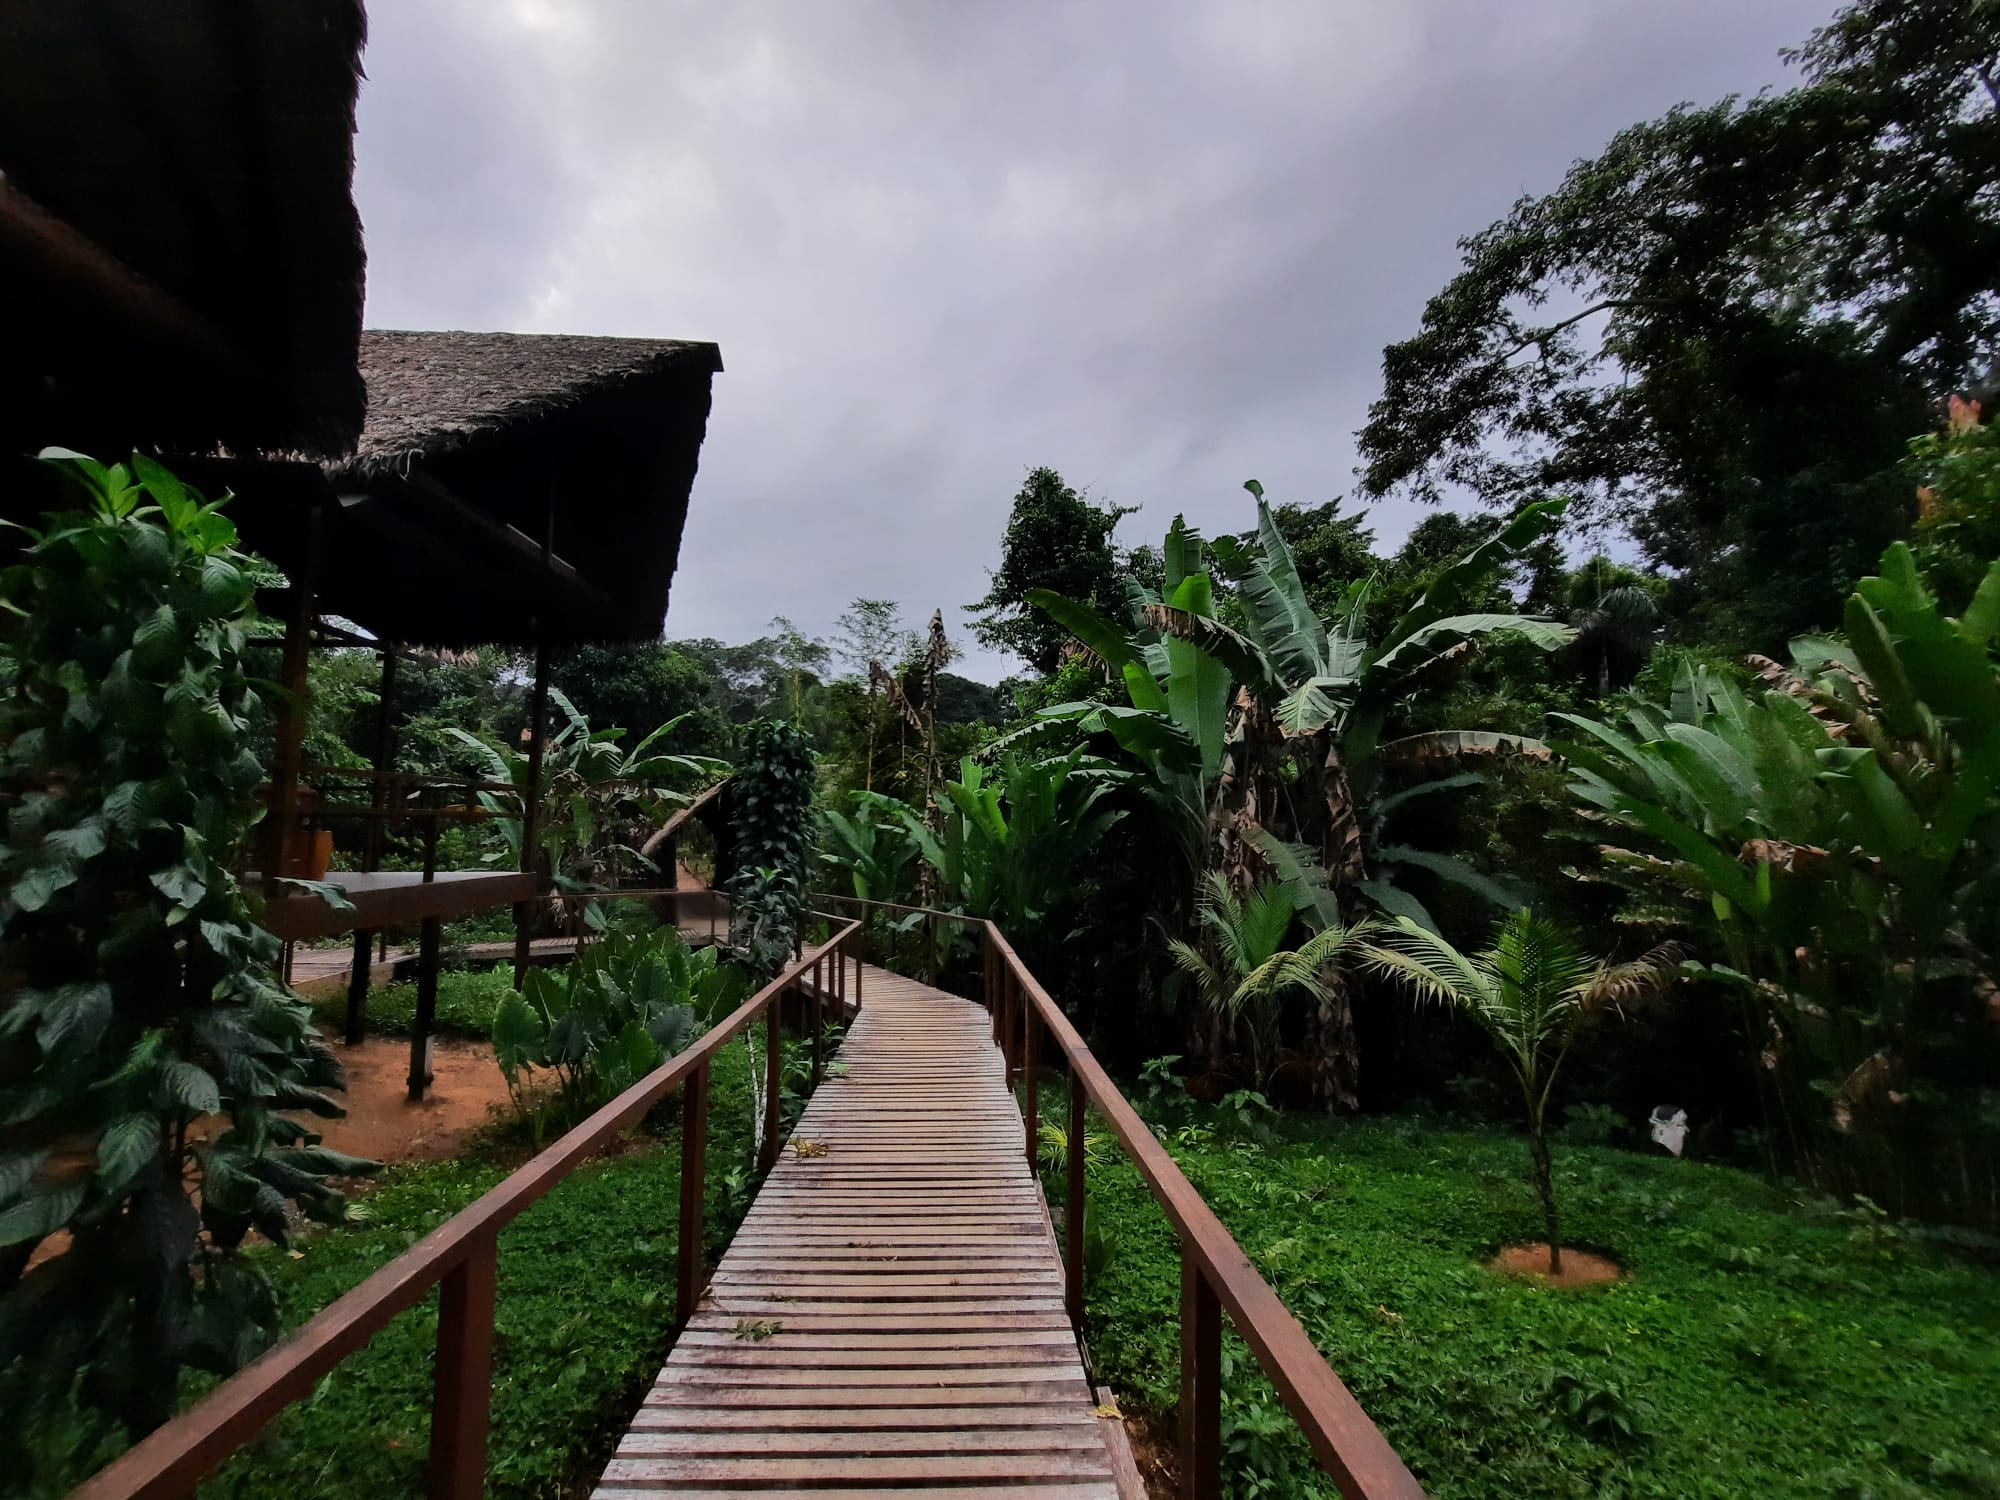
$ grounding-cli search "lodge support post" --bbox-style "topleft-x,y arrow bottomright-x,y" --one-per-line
676,1058 -> 710,1326
430,1235 -> 498,1500
513,632 -> 551,989
409,804 -> 442,1101
1066,1070 -> 1086,1327
264,497 -> 322,887
345,642 -> 401,1045
1180,1251 -> 1222,1500
811,955 -> 824,1087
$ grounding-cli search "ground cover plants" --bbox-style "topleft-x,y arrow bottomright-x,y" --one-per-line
1081,1096 -> 2000,1500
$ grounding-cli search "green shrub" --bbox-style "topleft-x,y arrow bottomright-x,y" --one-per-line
491,928 -> 746,1141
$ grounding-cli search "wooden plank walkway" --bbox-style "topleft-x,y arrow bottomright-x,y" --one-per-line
594,964 -> 1127,1498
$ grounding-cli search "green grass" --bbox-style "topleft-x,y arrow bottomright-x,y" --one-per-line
190,1026 -> 795,1500
1079,1107 -> 2000,1499
307,965 -> 516,1039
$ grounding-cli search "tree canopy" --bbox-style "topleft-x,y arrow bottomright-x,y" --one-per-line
1357,0 -> 2000,648
966,466 -> 1136,673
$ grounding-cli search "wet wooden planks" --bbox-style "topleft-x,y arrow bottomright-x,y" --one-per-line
594,966 -> 1121,1497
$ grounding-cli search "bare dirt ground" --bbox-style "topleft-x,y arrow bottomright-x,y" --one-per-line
1488,1242 -> 1624,1288
312,1032 -> 514,1165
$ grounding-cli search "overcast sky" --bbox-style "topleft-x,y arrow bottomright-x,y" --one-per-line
354,0 -> 1838,683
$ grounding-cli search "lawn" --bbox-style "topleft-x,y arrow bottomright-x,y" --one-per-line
1080,1106 -> 2000,1500
305,964 -> 517,1039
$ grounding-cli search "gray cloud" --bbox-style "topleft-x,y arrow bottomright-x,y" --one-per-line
353,0 -> 1838,680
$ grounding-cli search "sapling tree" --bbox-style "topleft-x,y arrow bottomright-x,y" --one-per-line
0,452 -> 370,1465
1166,873 -> 1381,1091
1369,911 -> 1679,1272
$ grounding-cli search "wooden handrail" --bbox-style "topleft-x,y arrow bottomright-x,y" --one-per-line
816,892 -> 1427,1500
71,921 -> 865,1500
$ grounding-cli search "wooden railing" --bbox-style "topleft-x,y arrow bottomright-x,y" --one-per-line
71,921 -> 866,1500
817,893 -> 1427,1500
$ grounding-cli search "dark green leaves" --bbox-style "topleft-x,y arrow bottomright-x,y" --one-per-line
1,452 -> 365,1464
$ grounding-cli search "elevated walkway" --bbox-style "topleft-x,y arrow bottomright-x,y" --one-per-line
594,964 -> 1131,1497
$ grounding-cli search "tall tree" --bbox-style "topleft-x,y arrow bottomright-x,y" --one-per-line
550,642 -> 729,755
831,599 -> 916,679
1357,0 -> 2000,649
967,467 -> 1136,674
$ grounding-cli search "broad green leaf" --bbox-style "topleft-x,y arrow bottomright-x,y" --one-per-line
96,1113 -> 160,1191
0,1183 -> 87,1248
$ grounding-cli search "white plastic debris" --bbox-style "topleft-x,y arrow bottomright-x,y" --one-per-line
1649,1105 -> 1688,1157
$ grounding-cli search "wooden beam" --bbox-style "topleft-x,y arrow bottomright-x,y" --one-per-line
0,183 -> 246,378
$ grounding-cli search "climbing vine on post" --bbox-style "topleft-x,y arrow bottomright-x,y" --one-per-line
0,452 -> 370,1469
726,719 -> 817,979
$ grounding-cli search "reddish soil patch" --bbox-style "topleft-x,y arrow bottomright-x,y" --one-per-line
310,1033 -> 514,1165
1487,1242 -> 1623,1288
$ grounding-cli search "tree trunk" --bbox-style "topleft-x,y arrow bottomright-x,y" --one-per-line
1306,987 -> 1360,1112
1528,1125 -> 1562,1273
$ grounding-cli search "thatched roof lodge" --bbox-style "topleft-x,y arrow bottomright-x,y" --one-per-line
1,2 -> 726,1027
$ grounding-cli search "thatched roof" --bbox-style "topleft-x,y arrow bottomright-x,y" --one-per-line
302,330 -> 724,647
349,331 -> 721,473
0,0 -> 368,460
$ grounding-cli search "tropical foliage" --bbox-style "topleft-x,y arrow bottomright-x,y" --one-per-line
0,453 -> 369,1469
449,692 -> 723,923
725,719 -> 818,977
1558,541 -> 2000,1223
1358,0 -> 1999,646
1167,874 -> 1381,1092
1023,490 -> 1575,1102
491,926 -> 740,1140
1370,911 -> 1680,1270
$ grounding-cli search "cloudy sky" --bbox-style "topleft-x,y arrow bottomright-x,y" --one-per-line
353,0 -> 1838,682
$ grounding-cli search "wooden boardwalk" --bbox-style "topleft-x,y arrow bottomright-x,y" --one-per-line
593,964 -> 1130,1498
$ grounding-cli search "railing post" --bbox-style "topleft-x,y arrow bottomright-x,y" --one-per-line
1004,969 -> 1020,1087
811,956 -> 824,1087
760,997 -> 783,1172
676,1058 -> 710,1326
429,1236 -> 497,1500
1066,1069 -> 1086,1328
1180,1249 -> 1221,1500
1023,998 -> 1039,1169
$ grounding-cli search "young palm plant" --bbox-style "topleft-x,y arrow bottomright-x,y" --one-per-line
1369,911 -> 1680,1273
1167,873 -> 1381,1091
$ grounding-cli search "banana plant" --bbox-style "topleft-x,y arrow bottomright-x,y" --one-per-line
1197,485 -> 1573,923
1556,541 -> 2000,1221
1021,515 -> 1230,870
895,749 -> 1129,943
449,691 -> 725,919
819,791 -> 920,903
1028,491 -> 1572,928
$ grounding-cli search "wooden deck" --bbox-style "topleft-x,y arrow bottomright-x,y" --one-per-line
593,964 -> 1132,1498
